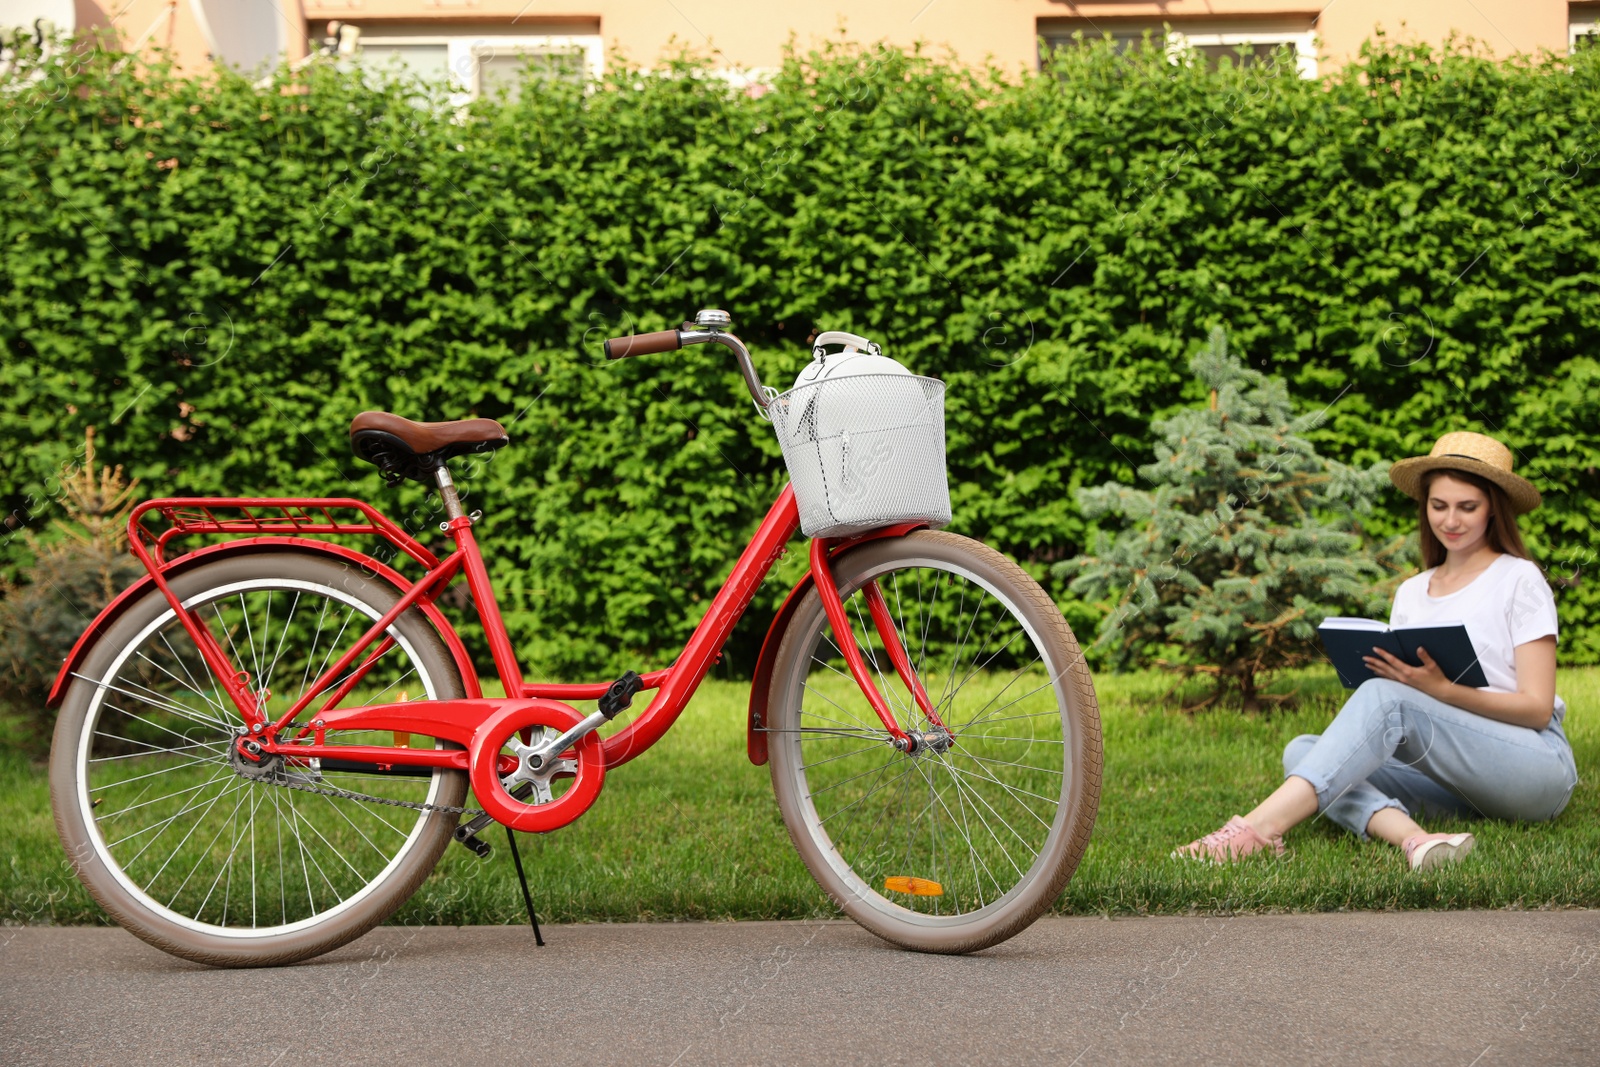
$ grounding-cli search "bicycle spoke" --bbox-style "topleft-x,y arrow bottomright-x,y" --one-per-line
104,766 -> 239,849
174,782 -> 255,912
211,600 -> 253,690
138,775 -> 248,886
955,654 -> 1080,733
940,755 -> 1060,817
299,595 -> 335,697
801,670 -> 882,733
156,631 -> 229,717
133,650 -> 235,727
260,590 -> 303,700
810,750 -> 911,800
239,592 -> 265,692
817,757 -> 921,824
958,748 -> 1066,775
942,626 -> 1033,716
92,757 -> 228,806
934,750 -> 1028,884
764,725 -> 886,739
944,753 -> 1001,906
90,736 -> 220,764
74,673 -> 233,736
801,740 -> 893,772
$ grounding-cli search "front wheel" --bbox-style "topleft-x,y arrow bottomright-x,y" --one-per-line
50,551 -> 468,967
766,531 -> 1102,953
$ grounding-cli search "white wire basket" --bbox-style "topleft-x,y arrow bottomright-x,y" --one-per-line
768,372 -> 952,539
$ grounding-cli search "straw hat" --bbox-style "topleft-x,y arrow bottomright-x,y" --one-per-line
1389,431 -> 1541,514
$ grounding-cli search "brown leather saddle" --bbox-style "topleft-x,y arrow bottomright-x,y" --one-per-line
349,411 -> 509,485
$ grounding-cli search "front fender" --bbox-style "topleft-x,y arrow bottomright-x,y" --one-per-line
747,523 -> 926,765
46,538 -> 482,706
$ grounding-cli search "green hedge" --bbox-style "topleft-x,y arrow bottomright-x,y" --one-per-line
4,35 -> 1599,680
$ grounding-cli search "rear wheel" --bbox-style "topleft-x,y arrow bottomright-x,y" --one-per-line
50,552 -> 467,967
766,531 -> 1101,953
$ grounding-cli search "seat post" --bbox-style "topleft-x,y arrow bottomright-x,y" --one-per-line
434,465 -> 466,521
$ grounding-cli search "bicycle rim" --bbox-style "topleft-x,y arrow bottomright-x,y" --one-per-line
55,555 -> 465,957
768,532 -> 1100,952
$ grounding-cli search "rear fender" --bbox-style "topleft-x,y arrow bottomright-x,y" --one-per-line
46,538 -> 482,707
747,524 -> 925,765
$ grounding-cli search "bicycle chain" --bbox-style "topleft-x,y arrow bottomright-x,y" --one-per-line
230,758 -> 487,817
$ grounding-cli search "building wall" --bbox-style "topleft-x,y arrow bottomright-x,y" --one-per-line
69,0 -> 306,69
300,0 -> 1585,73
65,1 -> 210,65
55,1 -> 1595,75
1316,0 -> 1574,63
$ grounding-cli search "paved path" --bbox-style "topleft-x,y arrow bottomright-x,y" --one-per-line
2,912 -> 1597,1065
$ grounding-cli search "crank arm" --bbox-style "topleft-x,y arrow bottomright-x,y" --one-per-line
516,674 -> 638,770
454,780 -> 535,851
525,709 -> 608,766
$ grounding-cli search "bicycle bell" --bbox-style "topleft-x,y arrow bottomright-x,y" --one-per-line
694,308 -> 732,329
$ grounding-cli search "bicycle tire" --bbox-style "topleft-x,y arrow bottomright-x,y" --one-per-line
766,530 -> 1102,953
50,551 -> 468,967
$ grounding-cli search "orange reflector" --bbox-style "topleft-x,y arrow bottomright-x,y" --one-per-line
393,691 -> 411,748
885,876 -> 944,897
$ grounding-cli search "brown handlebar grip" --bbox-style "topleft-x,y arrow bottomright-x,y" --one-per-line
604,329 -> 682,360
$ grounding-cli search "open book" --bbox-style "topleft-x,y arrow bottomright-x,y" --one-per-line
1317,618 -> 1489,690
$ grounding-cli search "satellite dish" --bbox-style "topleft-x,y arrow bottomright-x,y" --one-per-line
190,0 -> 285,73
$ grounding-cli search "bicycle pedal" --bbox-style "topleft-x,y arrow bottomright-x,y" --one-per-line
452,781 -> 537,858
598,670 -> 643,719
454,831 -> 492,859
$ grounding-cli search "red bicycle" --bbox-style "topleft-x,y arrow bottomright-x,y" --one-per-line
48,310 -> 1102,966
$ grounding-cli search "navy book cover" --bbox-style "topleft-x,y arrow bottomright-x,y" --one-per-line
1317,618 -> 1489,690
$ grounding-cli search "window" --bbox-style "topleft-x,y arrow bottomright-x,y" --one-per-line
449,36 -> 603,101
1572,18 -> 1600,53
1043,23 -> 1317,79
350,30 -> 603,100
353,41 -> 451,83
1169,30 -> 1317,79
1083,30 -> 1157,56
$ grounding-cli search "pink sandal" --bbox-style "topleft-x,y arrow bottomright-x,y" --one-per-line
1173,816 -> 1285,863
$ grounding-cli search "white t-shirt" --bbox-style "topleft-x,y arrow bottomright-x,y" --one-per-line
1390,554 -> 1563,722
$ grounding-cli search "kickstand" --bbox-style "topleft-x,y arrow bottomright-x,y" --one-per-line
503,826 -> 545,947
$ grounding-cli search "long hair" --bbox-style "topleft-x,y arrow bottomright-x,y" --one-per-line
1418,468 -> 1530,569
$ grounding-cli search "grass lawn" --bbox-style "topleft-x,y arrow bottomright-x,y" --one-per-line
4,666 -> 1595,926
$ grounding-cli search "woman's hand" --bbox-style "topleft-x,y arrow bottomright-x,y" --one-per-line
1362,646 -> 1451,700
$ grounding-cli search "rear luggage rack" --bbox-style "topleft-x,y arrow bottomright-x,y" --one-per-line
131,497 -> 439,568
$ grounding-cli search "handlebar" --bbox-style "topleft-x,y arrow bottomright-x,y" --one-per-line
602,316 -> 774,414
602,329 -> 682,360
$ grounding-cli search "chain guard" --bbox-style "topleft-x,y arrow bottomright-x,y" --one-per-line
226,697 -> 604,828
228,739 -> 486,816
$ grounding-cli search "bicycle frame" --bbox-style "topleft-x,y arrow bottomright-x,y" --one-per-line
118,484 -> 934,788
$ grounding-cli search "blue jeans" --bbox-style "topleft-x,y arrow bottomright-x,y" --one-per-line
1283,679 -> 1579,840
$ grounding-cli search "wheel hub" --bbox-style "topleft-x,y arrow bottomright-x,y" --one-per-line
906,728 -> 954,756
230,738 -> 321,786
230,738 -> 285,780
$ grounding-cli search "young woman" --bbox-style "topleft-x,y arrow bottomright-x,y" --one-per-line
1175,431 -> 1579,870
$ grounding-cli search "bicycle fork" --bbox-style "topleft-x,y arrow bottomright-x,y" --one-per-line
807,539 -> 949,753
